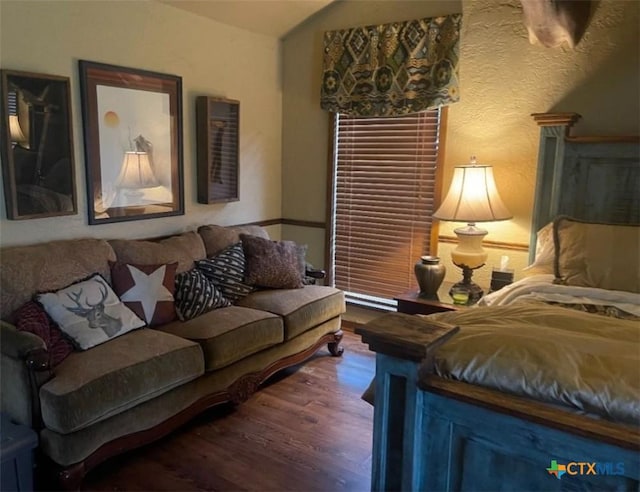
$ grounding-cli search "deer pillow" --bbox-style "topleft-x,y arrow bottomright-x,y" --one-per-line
36,273 -> 145,350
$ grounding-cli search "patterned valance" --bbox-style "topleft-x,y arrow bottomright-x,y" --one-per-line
321,14 -> 461,117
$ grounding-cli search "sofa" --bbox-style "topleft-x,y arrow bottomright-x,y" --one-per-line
0,224 -> 345,488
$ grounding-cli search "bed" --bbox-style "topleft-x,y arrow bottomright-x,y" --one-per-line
356,112 -> 640,491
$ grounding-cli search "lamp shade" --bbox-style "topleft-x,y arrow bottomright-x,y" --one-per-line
433,164 -> 512,223
115,152 -> 159,189
9,115 -> 26,143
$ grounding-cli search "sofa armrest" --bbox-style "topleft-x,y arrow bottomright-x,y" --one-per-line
1,320 -> 47,359
1,321 -> 51,428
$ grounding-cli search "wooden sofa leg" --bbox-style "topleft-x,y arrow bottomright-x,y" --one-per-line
37,456 -> 86,491
328,330 -> 344,357
57,463 -> 86,491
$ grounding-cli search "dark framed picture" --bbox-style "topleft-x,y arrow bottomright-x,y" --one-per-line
196,96 -> 239,203
0,69 -> 77,220
79,60 -> 184,224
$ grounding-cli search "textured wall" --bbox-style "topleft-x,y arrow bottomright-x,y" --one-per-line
281,0 -> 640,285
0,0 -> 283,246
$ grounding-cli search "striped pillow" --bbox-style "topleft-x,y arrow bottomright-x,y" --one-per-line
196,243 -> 254,302
174,269 -> 230,321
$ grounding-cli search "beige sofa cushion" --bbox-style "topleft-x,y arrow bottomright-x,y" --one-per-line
0,239 -> 115,321
39,329 -> 203,434
159,306 -> 283,371
109,231 -> 206,274
553,216 -> 640,293
237,286 -> 345,340
198,224 -> 269,257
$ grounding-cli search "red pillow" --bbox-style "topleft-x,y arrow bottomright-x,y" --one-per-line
110,262 -> 178,327
15,301 -> 74,368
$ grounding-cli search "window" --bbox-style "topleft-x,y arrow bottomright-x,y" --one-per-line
328,108 -> 447,309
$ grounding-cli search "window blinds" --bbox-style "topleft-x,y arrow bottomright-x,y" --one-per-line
332,109 -> 444,304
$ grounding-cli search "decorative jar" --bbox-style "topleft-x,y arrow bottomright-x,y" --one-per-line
414,255 -> 446,299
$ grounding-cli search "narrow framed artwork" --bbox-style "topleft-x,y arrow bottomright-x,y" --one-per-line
0,69 -> 77,220
79,60 -> 184,224
196,96 -> 239,203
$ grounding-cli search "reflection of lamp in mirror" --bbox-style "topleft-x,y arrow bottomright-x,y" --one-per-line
115,151 -> 159,214
9,115 -> 27,146
433,156 -> 512,304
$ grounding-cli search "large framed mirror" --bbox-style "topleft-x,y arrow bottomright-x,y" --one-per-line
0,69 -> 77,219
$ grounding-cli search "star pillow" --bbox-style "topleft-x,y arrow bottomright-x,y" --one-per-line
111,262 -> 178,327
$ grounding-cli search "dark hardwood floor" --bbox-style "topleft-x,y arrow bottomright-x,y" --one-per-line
81,330 -> 375,492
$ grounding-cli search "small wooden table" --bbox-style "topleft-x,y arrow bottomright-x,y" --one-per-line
395,282 -> 467,315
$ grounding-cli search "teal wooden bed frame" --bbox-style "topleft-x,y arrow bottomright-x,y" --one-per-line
357,113 -> 640,491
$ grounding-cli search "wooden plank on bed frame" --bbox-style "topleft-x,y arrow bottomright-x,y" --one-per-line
358,314 -> 640,492
529,113 -> 640,262
417,388 -> 639,491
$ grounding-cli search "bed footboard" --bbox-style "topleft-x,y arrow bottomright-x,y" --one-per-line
357,313 -> 640,492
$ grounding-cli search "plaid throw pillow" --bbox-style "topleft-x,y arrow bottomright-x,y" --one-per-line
196,243 -> 254,303
174,269 -> 230,321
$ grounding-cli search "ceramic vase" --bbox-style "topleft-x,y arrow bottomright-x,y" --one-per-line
414,256 -> 446,298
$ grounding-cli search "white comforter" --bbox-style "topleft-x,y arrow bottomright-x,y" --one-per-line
479,274 -> 640,317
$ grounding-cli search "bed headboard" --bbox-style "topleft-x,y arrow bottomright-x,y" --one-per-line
529,113 -> 640,262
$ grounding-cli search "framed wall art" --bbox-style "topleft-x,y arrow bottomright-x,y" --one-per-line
0,69 -> 77,220
196,96 -> 239,203
79,60 -> 184,224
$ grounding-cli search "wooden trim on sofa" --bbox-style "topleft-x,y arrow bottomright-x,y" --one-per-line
45,330 -> 344,490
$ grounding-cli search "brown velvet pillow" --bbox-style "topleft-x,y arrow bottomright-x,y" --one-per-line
111,262 -> 178,327
240,234 -> 304,289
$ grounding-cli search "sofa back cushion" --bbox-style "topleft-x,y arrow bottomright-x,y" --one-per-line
109,231 -> 206,274
198,224 -> 269,257
1,239 -> 116,321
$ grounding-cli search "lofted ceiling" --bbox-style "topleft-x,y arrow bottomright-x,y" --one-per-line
158,0 -> 337,38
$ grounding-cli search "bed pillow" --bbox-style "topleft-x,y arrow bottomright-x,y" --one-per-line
240,234 -> 305,289
14,301 -> 74,367
553,216 -> 640,293
522,222 -> 555,276
174,269 -> 231,321
111,262 -> 178,327
36,274 -> 145,350
195,243 -> 254,302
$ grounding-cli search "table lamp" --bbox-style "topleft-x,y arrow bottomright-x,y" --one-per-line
433,157 -> 512,304
9,115 -> 27,146
115,151 -> 159,213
